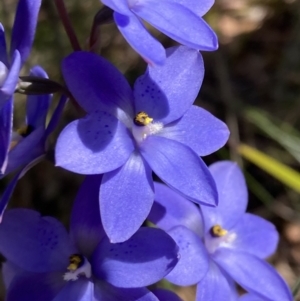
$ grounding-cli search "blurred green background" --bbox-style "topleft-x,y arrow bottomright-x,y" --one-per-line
1,0 -> 300,299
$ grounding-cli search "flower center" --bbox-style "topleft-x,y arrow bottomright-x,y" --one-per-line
205,224 -> 236,254
210,224 -> 228,237
0,61 -> 8,87
132,111 -> 163,143
134,111 -> 153,126
63,254 -> 92,281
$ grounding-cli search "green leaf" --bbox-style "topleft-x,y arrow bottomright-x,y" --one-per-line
238,144 -> 300,194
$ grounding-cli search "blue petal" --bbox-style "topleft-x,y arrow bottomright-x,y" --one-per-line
6,271 -> 64,301
195,260 -> 234,301
62,51 -> 134,120
214,249 -> 293,301
140,136 -> 218,206
0,155 -> 44,220
148,182 -> 203,236
0,23 -> 8,66
10,0 -> 42,64
53,279 -> 94,301
0,209 -> 75,272
114,12 -> 166,66
152,289 -> 182,301
134,46 -> 203,124
0,98 -> 13,174
70,175 -> 105,257
55,112 -> 134,174
0,51 -> 21,108
131,0 -> 218,50
92,227 -> 179,288
227,213 -> 279,259
26,66 -> 51,129
160,105 -> 229,156
201,161 -> 248,232
100,153 -> 154,243
95,281 -> 160,301
2,261 -> 24,289
5,126 -> 45,175
45,95 -> 67,137
165,226 -> 209,286
239,294 -> 267,301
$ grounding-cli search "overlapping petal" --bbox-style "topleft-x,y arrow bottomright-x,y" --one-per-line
227,213 -> 279,259
239,294 -> 267,301
100,153 -> 154,243
201,161 -> 248,232
160,105 -> 229,156
26,66 -> 50,129
5,127 -> 45,175
0,209 -> 75,272
114,12 -> 166,66
55,112 -> 134,174
94,281 -> 160,301
214,249 -> 293,301
148,182 -> 203,235
133,46 -> 204,124
10,0 -> 42,64
0,51 -> 21,108
0,24 -> 8,65
53,279 -> 94,301
6,271 -> 64,301
0,98 -> 13,174
140,136 -> 217,206
132,0 -> 218,51
70,175 -> 105,257
165,226 -> 209,285
62,51 -> 134,119
92,227 -> 179,288
196,261 -> 234,301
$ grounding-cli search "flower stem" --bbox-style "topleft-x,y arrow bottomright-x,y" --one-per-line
54,0 -> 81,51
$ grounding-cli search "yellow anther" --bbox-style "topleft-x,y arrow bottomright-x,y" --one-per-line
134,111 -> 153,126
210,225 -> 228,237
17,125 -> 29,136
67,254 -> 83,271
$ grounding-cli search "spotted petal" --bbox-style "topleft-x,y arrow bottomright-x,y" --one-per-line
165,226 -> 209,286
55,112 -> 134,175
92,227 -> 179,288
134,46 -> 204,124
0,209 -> 75,272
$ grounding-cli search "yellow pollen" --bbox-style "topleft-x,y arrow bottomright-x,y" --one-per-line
17,125 -> 29,136
211,225 -> 228,237
134,111 -> 153,126
67,254 -> 83,271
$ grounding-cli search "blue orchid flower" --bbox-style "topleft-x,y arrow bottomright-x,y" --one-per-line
100,0 -> 218,65
55,45 -> 229,243
0,175 -> 179,301
148,161 -> 293,301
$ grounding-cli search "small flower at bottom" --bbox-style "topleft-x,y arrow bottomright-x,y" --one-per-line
0,175 -> 179,301
148,161 -> 293,301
